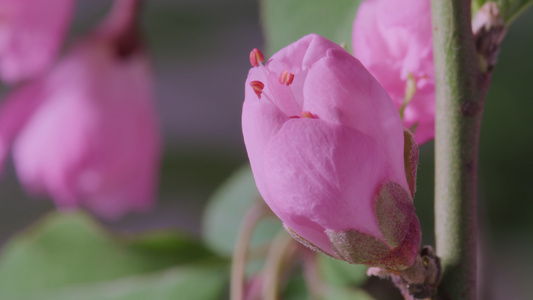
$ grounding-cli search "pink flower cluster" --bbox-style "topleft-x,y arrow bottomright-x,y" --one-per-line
0,0 -> 160,219
352,0 -> 434,144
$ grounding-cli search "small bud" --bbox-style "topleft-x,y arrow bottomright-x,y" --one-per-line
472,2 -> 506,73
249,48 -> 265,67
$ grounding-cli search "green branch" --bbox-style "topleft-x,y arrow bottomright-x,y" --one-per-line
430,0 -> 490,299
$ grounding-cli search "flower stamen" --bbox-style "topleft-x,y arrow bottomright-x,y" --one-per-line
279,70 -> 295,86
250,81 -> 265,99
301,111 -> 316,119
249,48 -> 265,67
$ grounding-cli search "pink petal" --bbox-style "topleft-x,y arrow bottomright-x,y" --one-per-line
267,34 -> 345,75
352,0 -> 435,144
302,49 -> 406,184
262,119 -> 408,254
0,80 -> 46,172
0,0 -> 74,82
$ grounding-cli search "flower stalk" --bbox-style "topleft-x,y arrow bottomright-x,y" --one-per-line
261,232 -> 298,300
230,202 -> 267,300
430,0 -> 494,299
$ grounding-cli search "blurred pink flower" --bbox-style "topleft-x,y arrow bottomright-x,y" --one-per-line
352,0 -> 435,144
0,0 -> 161,219
0,0 -> 74,83
242,34 -> 420,269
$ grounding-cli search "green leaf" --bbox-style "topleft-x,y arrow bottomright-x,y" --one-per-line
498,0 -> 533,24
322,285 -> 376,300
473,0 -> 533,25
283,274 -> 309,300
5,266 -> 227,300
317,255 -> 368,287
0,212 -> 222,298
203,164 -> 281,257
282,272 -> 375,300
260,0 -> 363,55
125,230 -> 215,263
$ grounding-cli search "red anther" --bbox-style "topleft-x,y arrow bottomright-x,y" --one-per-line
301,111 -> 316,119
249,48 -> 265,67
279,70 -> 295,86
250,81 -> 265,99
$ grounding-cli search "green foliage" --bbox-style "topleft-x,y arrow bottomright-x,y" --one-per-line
0,212 -> 226,300
260,0 -> 363,55
203,164 -> 281,257
317,255 -> 368,287
472,0 -> 533,25
283,272 -> 375,300
283,274 -> 309,300
322,286 -> 376,300
159,149 -> 242,198
497,0 -> 533,24
6,267 -> 227,300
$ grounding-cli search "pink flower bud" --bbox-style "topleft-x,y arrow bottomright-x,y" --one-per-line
242,34 -> 420,269
352,0 -> 435,144
0,1 -> 160,219
0,0 -> 74,83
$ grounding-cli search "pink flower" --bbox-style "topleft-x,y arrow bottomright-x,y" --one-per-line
0,0 -> 161,219
352,0 -> 434,144
0,0 -> 74,83
242,34 -> 420,269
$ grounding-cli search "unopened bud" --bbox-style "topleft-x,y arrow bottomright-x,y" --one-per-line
472,2 -> 507,73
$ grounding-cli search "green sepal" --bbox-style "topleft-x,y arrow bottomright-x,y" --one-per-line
326,229 -> 389,266
284,224 -> 333,258
375,182 -> 414,249
403,128 -> 419,198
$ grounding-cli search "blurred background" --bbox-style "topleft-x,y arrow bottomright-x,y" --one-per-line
0,0 -> 531,299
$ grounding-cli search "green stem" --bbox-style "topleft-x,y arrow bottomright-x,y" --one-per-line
302,251 -> 324,300
430,1 -> 490,299
261,232 -> 297,300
